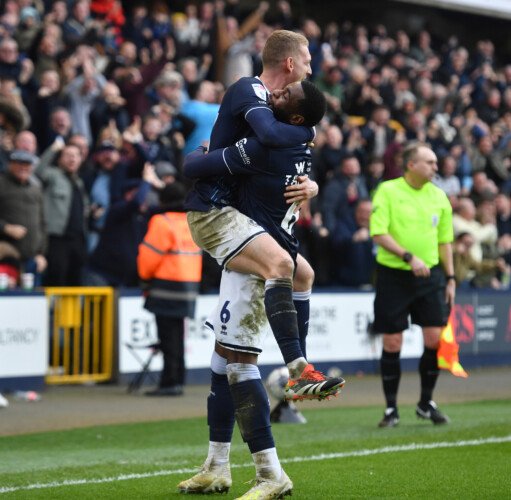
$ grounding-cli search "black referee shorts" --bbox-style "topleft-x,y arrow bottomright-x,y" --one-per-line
372,264 -> 450,334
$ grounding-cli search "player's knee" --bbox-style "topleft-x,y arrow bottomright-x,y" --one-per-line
268,253 -> 294,279
295,266 -> 315,291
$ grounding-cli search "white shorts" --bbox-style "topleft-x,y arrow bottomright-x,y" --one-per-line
187,207 -> 266,269
205,269 -> 269,354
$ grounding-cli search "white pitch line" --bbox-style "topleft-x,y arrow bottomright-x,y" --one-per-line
1,435 -> 510,494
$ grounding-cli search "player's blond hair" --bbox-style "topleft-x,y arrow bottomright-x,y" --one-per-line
262,30 -> 309,69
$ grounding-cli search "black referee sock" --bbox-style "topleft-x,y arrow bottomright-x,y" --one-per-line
381,350 -> 401,409
419,347 -> 440,407
264,278 -> 303,365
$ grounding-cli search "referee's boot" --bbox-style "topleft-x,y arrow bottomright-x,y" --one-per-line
416,400 -> 450,425
378,407 -> 400,428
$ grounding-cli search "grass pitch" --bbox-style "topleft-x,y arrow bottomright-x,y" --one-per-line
0,400 -> 510,499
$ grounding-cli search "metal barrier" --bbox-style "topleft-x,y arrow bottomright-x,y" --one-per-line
44,287 -> 114,384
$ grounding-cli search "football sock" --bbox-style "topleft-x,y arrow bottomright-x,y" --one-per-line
381,350 -> 401,409
208,353 -> 235,443
252,448 -> 282,481
207,441 -> 231,466
293,290 -> 311,358
227,363 -> 275,454
419,347 -> 440,406
264,278 -> 303,366
287,357 -> 308,379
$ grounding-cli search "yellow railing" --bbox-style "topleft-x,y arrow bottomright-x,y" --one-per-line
44,287 -> 114,384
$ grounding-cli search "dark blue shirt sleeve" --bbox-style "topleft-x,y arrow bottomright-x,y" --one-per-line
184,141 -> 269,178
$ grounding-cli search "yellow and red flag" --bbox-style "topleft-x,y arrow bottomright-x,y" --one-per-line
437,312 -> 468,378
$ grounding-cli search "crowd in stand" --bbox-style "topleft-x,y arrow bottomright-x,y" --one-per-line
0,0 -> 510,292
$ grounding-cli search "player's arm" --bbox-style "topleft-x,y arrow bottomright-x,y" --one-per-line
438,242 -> 456,307
232,81 -> 314,147
184,141 -> 267,178
245,107 -> 314,147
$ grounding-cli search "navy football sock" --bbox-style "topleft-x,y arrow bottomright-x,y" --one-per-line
293,291 -> 311,359
228,365 -> 274,454
264,279 -> 303,364
208,371 -> 235,443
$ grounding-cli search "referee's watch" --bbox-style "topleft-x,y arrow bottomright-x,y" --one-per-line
402,252 -> 413,263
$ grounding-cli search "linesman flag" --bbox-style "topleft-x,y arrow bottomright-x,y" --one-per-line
437,311 -> 468,378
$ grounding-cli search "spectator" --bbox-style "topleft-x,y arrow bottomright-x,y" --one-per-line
117,39 -> 170,119
30,70 -> 64,147
495,193 -> 511,265
89,81 -> 130,142
41,107 -> 72,152
314,60 -> 343,120
0,149 -> 47,285
321,154 -> 369,234
62,0 -> 97,47
82,140 -> 125,253
469,171 -> 498,206
64,57 -> 106,144
181,80 -> 219,154
331,198 -> 375,287
452,197 -> 498,262
313,124 -> 344,190
453,232 -> 509,289
469,135 -> 510,190
361,105 -> 396,159
365,155 -> 384,198
36,143 -> 89,285
86,162 -> 162,287
433,154 -> 461,196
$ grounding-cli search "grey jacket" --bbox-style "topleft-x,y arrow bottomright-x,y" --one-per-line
36,148 -> 89,236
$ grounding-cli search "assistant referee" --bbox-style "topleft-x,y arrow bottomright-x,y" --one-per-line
370,141 -> 455,428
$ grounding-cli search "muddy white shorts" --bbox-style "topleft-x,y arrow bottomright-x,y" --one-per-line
187,207 -> 266,269
204,269 -> 269,354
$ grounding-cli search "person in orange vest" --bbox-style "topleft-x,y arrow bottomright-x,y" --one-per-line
137,182 -> 202,396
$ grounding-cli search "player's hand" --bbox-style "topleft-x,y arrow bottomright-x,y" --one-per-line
410,255 -> 430,278
284,176 -> 318,204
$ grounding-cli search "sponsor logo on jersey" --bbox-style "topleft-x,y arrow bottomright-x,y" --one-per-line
251,83 -> 268,101
235,138 -> 251,165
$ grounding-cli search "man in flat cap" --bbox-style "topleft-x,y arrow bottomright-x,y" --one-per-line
0,149 -> 47,286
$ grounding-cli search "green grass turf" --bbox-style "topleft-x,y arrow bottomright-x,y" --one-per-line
0,400 -> 510,499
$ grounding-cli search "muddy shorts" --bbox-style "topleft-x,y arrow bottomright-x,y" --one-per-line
204,269 -> 269,354
187,207 -> 266,269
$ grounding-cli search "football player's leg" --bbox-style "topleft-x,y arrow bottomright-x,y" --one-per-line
227,360 -> 293,499
293,254 -> 314,358
177,347 -> 234,494
228,234 -> 306,377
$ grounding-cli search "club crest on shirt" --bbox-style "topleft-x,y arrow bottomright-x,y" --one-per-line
432,214 -> 439,227
251,83 -> 268,101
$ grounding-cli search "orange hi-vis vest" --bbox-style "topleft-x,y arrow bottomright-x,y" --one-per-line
137,212 -> 202,318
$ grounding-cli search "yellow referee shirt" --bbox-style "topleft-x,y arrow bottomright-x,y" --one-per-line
370,178 -> 453,270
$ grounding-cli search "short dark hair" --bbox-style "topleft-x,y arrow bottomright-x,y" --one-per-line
297,80 -> 327,127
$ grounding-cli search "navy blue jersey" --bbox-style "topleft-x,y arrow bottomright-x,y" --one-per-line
184,140 -> 313,260
184,77 -> 314,212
